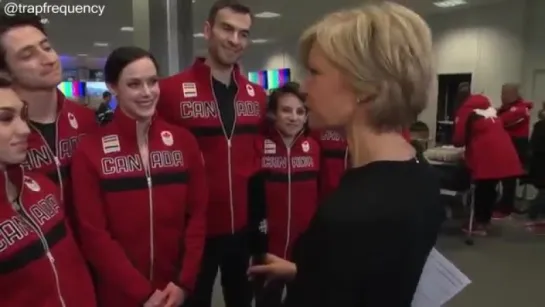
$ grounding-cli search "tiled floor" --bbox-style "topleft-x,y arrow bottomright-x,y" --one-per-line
209,216 -> 545,307
440,217 -> 545,307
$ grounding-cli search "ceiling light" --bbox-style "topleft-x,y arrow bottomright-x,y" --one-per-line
254,11 -> 281,18
120,26 -> 134,32
193,32 -> 204,38
94,42 -> 109,47
252,39 -> 269,44
77,53 -> 88,56
433,0 -> 467,8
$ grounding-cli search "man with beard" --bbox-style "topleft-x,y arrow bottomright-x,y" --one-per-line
0,13 -> 97,221
157,1 -> 267,306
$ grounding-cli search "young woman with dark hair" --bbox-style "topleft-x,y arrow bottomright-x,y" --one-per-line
249,82 -> 320,307
0,80 -> 97,307
71,47 -> 208,307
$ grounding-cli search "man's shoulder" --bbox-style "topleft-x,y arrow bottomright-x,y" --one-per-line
160,69 -> 196,87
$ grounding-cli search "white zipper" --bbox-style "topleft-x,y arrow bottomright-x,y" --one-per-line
137,122 -> 154,280
210,75 -> 239,233
4,171 -> 66,307
29,113 -> 64,202
283,146 -> 292,259
344,146 -> 349,169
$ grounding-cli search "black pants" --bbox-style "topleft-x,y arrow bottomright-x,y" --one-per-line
255,280 -> 288,307
184,231 -> 251,307
474,179 -> 499,224
497,177 -> 517,214
474,177 -> 517,223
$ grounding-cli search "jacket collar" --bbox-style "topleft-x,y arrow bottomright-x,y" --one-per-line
113,106 -> 157,141
191,57 -> 243,82
268,125 -> 305,149
0,165 -> 23,203
55,89 -> 67,111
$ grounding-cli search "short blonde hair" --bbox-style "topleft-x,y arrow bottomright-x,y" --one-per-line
299,2 -> 435,130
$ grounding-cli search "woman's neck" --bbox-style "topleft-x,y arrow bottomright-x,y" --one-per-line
136,119 -> 151,139
345,122 -> 415,168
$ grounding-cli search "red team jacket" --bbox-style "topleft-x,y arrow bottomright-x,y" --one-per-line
497,98 -> 532,138
312,129 -> 348,199
312,129 -> 410,198
0,166 -> 96,307
257,130 -> 320,259
158,58 -> 267,236
22,91 -> 97,212
453,94 -> 522,180
70,109 -> 208,306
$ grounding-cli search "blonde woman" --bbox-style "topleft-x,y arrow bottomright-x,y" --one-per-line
248,2 -> 444,306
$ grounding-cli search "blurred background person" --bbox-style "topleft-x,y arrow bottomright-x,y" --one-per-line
453,93 -> 522,235
0,78 -> 97,307
248,2 -> 444,306
249,82 -> 320,307
71,47 -> 208,307
95,90 -> 114,125
527,113 -> 545,233
0,13 -> 97,223
538,101 -> 545,120
495,83 -> 532,219
157,1 -> 267,306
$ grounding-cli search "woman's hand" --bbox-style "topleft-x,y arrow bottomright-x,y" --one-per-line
248,253 -> 297,281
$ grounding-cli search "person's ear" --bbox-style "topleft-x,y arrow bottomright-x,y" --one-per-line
106,83 -> 117,96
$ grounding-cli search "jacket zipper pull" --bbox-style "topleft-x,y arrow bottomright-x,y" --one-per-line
46,251 -> 54,263
227,139 -> 232,148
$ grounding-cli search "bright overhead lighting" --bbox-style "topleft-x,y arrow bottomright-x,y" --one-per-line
77,53 -> 88,56
252,39 -> 269,44
193,32 -> 204,38
433,0 -> 467,8
254,11 -> 281,18
94,42 -> 109,47
120,26 -> 134,32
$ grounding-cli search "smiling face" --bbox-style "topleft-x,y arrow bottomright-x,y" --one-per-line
274,93 -> 307,137
0,87 -> 30,166
205,7 -> 252,67
1,25 -> 61,89
109,57 -> 159,121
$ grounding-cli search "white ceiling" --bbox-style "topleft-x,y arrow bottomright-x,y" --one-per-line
18,0 -> 510,68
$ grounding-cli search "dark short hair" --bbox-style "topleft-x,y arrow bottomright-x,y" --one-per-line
268,82 -> 306,112
104,47 -> 159,84
102,91 -> 111,98
208,0 -> 251,23
0,13 -> 46,71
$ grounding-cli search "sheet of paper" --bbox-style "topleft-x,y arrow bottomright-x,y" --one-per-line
412,248 -> 471,307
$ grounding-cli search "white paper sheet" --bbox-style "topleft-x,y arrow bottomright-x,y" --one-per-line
412,248 -> 471,307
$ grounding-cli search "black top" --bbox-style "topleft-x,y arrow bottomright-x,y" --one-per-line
212,77 -> 237,137
530,120 -> 545,187
284,159 -> 444,307
30,121 -> 57,153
